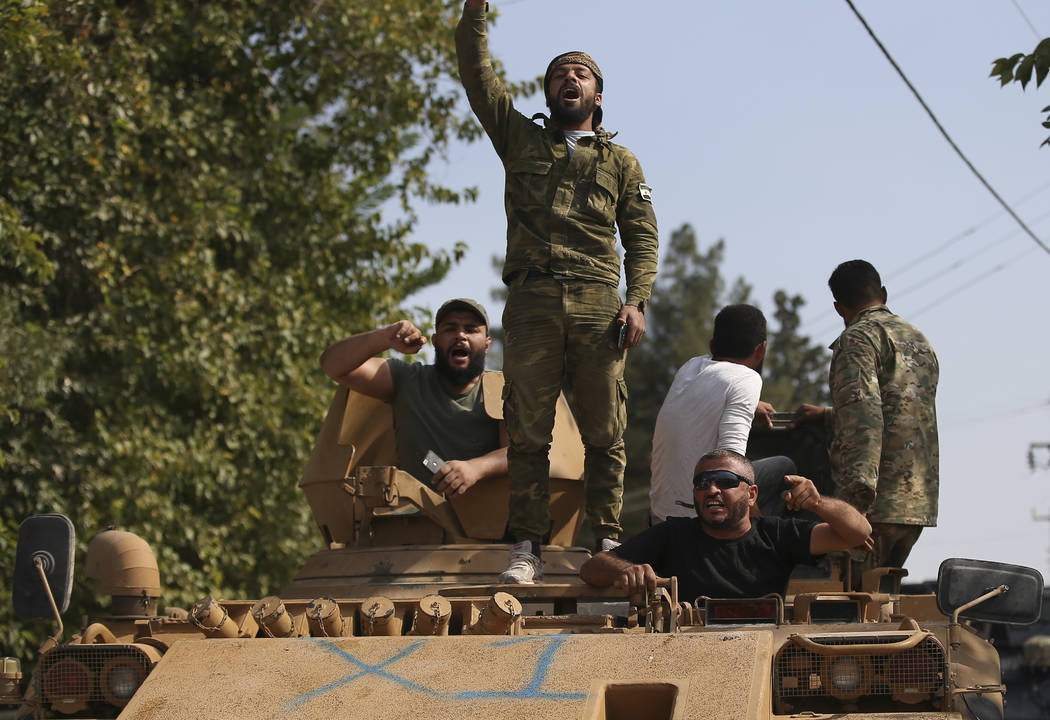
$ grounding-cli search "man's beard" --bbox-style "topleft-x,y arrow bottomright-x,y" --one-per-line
547,94 -> 597,128
702,495 -> 750,529
435,345 -> 486,387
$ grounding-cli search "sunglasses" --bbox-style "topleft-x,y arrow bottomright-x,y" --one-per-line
692,469 -> 753,491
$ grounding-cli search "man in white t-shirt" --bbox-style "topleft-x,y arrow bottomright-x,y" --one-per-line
649,304 -> 795,524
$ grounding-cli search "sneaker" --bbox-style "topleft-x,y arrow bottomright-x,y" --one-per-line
499,540 -> 543,584
597,537 -> 621,553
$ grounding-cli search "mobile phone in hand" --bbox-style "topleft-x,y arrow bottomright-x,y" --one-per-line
422,450 -> 445,477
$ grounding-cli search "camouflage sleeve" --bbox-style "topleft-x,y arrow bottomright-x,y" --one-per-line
828,332 -> 881,514
455,5 -> 516,160
615,149 -> 658,307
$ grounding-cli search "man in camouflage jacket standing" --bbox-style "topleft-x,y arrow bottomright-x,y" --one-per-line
456,0 -> 658,583
797,260 -> 938,588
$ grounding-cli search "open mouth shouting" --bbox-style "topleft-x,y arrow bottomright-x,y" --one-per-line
703,496 -> 727,516
448,342 -> 471,365
697,491 -> 749,528
560,84 -> 581,103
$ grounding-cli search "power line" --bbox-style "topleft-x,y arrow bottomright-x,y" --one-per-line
804,211 -> 1050,339
942,397 -> 1050,430
843,0 -> 1050,257
907,245 -> 1038,320
805,240 -> 1036,334
802,181 -> 1050,332
1008,0 -> 1043,40
805,225 -> 1046,338
893,206 -> 1050,303
886,180 -> 1050,280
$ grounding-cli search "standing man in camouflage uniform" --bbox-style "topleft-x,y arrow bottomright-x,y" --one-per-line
456,1 -> 658,583
796,260 -> 938,588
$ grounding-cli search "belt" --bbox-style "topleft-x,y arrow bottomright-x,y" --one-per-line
516,268 -> 572,282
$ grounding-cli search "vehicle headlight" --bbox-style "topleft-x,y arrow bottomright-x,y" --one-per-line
821,656 -> 871,701
42,657 -> 93,713
38,643 -> 161,713
885,646 -> 941,703
774,632 -> 948,714
101,657 -> 148,706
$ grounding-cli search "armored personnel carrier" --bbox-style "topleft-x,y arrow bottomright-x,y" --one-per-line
2,382 -> 1044,719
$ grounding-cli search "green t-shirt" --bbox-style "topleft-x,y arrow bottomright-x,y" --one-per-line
387,359 -> 500,484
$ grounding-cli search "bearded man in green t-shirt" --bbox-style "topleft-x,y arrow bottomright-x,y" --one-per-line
320,298 -> 508,495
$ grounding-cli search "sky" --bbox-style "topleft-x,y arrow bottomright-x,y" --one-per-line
402,0 -> 1050,582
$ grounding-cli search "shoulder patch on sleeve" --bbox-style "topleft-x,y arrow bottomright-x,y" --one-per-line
638,183 -> 653,203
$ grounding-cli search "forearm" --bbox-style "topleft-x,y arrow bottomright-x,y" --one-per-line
467,446 -> 508,481
829,407 -> 881,513
828,339 -> 883,512
621,247 -> 655,306
319,328 -> 392,383
619,161 -> 658,307
814,496 -> 872,547
455,2 -> 513,149
579,552 -> 634,588
455,3 -> 490,99
621,226 -> 658,307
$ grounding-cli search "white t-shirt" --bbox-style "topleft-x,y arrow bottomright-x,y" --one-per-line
649,355 -> 762,522
563,130 -> 594,157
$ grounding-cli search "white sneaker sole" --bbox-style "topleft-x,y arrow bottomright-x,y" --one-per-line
499,573 -> 537,584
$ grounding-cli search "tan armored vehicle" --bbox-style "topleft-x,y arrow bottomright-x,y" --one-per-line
2,382 -> 1044,719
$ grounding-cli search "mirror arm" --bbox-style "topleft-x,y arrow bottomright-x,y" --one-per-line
951,584 -> 1008,625
33,556 -> 64,649
946,583 -> 1009,679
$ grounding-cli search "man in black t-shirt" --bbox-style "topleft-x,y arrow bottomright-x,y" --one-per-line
580,449 -> 871,601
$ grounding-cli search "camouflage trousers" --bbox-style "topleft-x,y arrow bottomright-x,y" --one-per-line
502,274 -> 627,543
849,522 -> 924,591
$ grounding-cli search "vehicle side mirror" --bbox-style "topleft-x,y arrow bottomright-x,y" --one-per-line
936,557 -> 1043,626
13,514 -> 75,619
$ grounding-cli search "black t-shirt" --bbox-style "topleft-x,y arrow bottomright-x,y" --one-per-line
612,516 -> 818,602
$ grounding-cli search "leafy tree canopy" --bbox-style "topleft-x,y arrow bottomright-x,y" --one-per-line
0,0 -> 516,658
990,37 -> 1050,147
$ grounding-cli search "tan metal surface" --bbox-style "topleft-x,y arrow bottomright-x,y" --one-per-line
280,546 -> 591,600
85,529 -> 161,598
118,632 -> 774,720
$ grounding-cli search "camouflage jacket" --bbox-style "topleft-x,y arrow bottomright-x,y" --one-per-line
827,305 -> 939,526
455,5 -> 658,307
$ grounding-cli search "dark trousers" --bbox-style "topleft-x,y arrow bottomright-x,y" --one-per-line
753,455 -> 798,517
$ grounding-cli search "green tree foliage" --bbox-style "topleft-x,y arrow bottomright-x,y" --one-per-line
487,254 -> 508,369
762,290 -> 832,410
990,37 -> 1050,147
0,0 -> 507,658
622,224 -> 738,481
619,224 -> 829,534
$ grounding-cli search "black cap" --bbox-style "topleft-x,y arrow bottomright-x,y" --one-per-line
435,298 -> 489,328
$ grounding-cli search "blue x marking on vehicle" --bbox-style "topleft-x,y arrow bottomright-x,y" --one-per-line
286,635 -> 586,712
